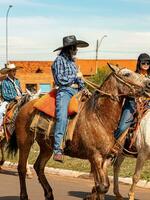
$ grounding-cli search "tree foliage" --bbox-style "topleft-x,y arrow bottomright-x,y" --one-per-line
86,66 -> 111,91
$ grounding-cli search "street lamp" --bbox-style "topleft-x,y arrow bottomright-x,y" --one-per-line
96,35 -> 107,60
95,35 -> 107,73
6,5 -> 13,64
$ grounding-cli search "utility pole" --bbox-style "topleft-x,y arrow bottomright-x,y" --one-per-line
95,39 -> 99,61
95,35 -> 107,73
6,5 -> 13,64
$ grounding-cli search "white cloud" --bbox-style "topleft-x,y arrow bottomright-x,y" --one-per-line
1,14 -> 150,67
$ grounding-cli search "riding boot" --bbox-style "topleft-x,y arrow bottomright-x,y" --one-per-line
111,129 -> 129,155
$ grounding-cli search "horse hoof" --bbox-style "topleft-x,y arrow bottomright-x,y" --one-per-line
83,193 -> 97,200
0,160 -> 5,165
45,196 -> 54,200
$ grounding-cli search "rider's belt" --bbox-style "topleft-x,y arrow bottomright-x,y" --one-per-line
57,84 -> 79,89
70,83 -> 79,89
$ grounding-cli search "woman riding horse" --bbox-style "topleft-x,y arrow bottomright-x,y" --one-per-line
51,35 -> 89,162
113,53 -> 150,200
114,53 -> 150,140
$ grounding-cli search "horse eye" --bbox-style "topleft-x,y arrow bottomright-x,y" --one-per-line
124,72 -> 130,77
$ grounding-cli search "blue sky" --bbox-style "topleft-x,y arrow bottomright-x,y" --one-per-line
0,0 -> 150,67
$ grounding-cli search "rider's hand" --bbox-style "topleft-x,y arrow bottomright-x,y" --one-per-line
15,96 -> 21,101
82,88 -> 92,97
77,71 -> 83,78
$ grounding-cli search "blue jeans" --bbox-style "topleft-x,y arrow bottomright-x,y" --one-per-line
114,98 -> 136,139
53,87 -> 78,154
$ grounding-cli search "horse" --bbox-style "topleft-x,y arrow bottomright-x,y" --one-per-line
0,90 -> 41,177
7,64 -> 150,200
113,102 -> 150,200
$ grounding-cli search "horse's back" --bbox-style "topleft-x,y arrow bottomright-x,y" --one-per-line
16,99 -> 38,126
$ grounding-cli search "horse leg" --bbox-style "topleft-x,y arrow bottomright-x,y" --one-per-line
26,160 -> 33,179
34,140 -> 54,200
84,152 -> 109,200
92,153 -> 109,200
129,152 -> 147,200
18,143 -> 32,200
0,138 -> 6,168
113,154 -> 125,200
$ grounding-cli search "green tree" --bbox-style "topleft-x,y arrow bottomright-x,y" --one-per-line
86,67 -> 111,91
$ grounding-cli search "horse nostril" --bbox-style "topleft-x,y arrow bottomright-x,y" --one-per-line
146,81 -> 150,89
144,88 -> 150,94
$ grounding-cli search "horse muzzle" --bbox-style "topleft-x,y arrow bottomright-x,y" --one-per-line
141,80 -> 150,97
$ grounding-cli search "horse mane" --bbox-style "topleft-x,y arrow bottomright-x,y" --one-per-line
82,72 -> 123,136
100,71 -> 113,89
84,71 -> 116,113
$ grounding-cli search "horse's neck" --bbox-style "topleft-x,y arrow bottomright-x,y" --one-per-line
136,110 -> 150,151
93,76 -> 123,134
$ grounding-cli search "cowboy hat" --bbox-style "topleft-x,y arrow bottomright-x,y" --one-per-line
0,63 -> 22,74
53,35 -> 89,52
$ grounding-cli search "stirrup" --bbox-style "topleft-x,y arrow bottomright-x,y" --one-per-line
112,129 -> 129,154
111,140 -> 122,155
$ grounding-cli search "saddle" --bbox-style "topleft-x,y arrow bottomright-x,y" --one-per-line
30,90 -> 89,146
3,95 -> 30,142
111,98 -> 149,157
33,89 -> 79,117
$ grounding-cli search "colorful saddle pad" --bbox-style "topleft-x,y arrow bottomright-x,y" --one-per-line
34,89 -> 79,118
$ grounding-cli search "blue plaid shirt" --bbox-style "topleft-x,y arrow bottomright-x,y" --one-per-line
1,77 -> 22,102
51,52 -> 84,90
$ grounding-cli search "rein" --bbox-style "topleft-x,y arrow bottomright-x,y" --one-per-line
83,78 -> 113,98
83,72 -> 140,100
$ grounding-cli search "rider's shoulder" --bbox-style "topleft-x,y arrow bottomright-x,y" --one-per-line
53,54 -> 66,67
1,77 -> 9,83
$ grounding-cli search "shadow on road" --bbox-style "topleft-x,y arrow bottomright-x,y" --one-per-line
0,169 -> 18,177
68,191 -> 139,200
0,197 -> 19,200
68,191 -> 90,198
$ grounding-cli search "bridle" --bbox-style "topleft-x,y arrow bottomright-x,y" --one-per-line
83,71 -> 145,101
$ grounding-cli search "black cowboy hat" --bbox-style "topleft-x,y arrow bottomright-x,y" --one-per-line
53,35 -> 89,52
138,53 -> 150,62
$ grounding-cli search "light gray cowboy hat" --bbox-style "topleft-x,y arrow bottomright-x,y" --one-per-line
0,63 -> 22,74
53,35 -> 89,52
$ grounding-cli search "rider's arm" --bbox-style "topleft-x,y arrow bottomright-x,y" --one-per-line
51,56 -> 77,86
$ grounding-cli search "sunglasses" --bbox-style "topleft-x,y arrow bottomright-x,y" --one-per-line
141,62 -> 150,65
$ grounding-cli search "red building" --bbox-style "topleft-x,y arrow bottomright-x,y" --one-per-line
10,59 -> 137,93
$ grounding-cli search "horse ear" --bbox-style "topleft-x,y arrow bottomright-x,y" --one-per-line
107,63 -> 120,73
26,88 -> 32,96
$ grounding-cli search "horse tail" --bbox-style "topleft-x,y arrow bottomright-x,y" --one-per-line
7,131 -> 18,157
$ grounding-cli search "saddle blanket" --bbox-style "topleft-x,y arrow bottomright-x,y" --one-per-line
34,89 -> 79,117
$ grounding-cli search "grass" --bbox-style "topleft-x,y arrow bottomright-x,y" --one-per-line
6,142 -> 150,181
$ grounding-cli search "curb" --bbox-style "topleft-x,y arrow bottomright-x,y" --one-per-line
3,161 -> 150,189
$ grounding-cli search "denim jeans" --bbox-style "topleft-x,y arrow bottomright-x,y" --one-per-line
114,98 -> 136,139
53,87 -> 78,154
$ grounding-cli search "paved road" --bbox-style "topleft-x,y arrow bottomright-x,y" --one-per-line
0,167 -> 150,200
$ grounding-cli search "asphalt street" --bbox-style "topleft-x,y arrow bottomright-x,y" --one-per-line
0,167 -> 149,200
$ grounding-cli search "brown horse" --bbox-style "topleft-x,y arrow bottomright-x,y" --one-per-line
0,92 -> 40,176
7,64 -> 150,200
